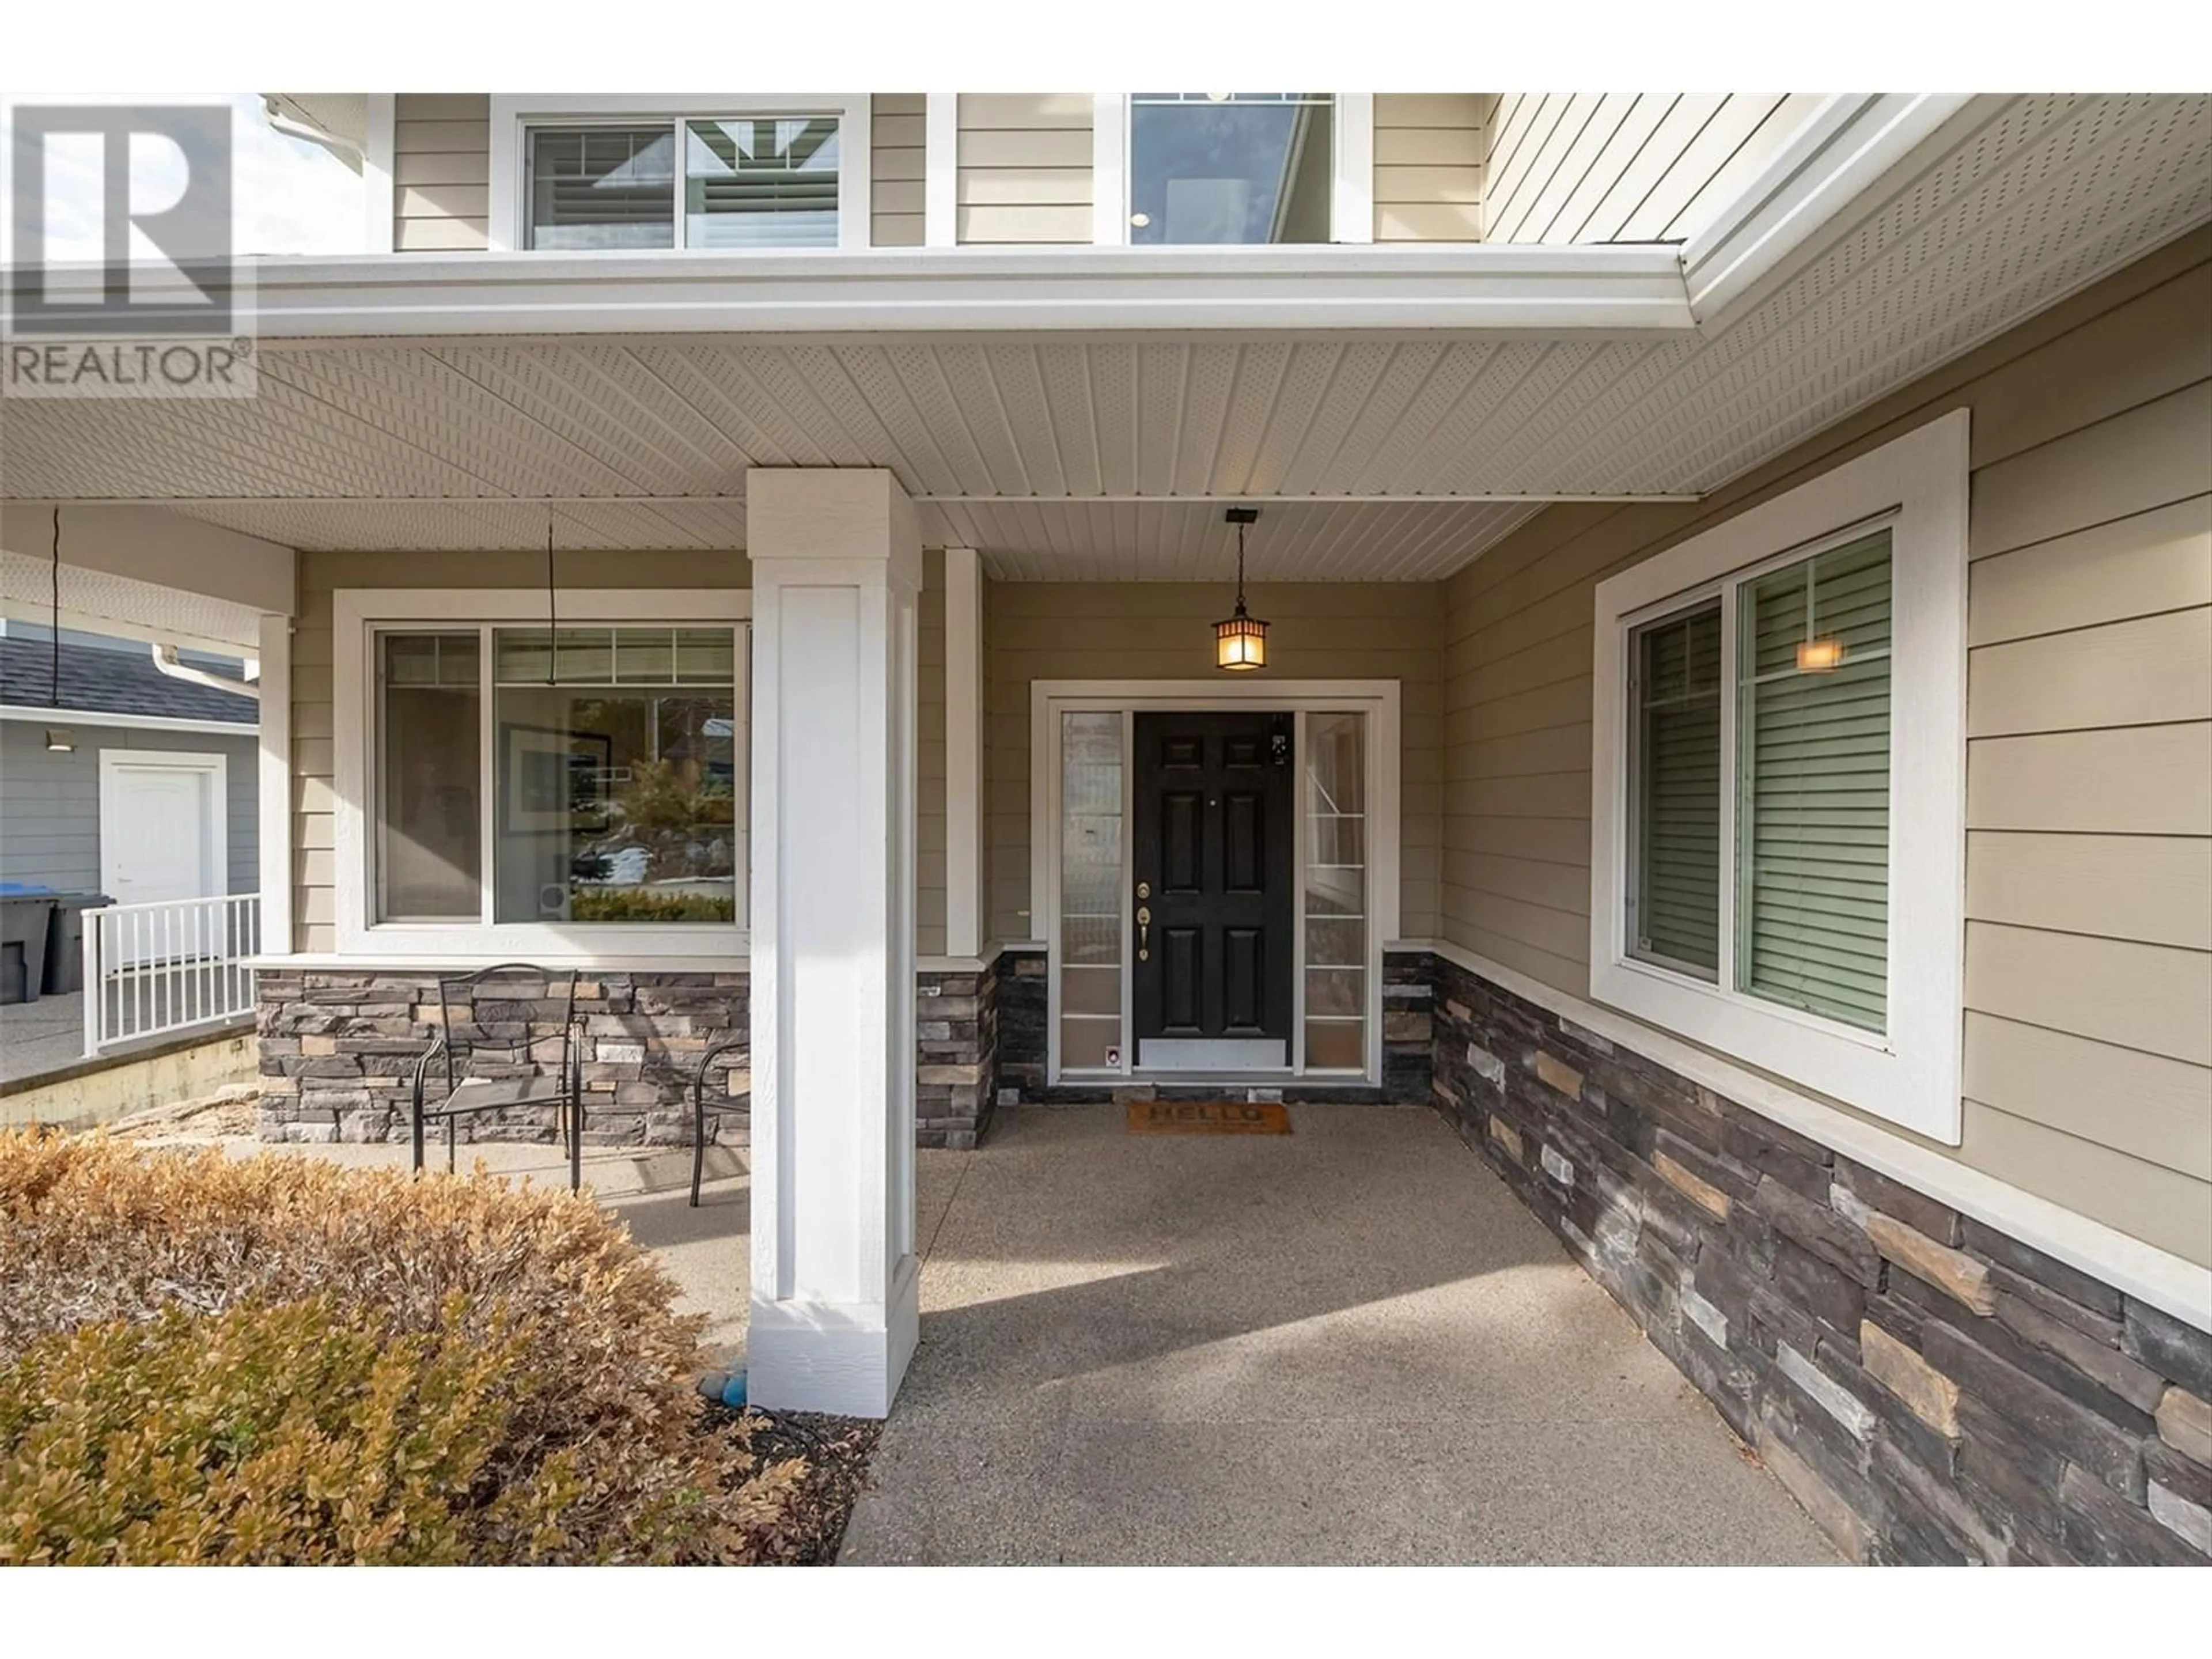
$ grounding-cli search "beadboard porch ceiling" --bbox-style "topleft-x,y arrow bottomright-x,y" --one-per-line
2,93 -> 2206,582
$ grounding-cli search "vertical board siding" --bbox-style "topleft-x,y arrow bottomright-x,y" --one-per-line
1373,94 -> 1487,241
0,722 -> 258,896
1438,233 -> 2212,1263
1483,92 -> 1823,245
287,550 -> 749,953
393,94 -> 491,252
982,581 -> 1445,946
957,94 -> 1092,244
872,93 -> 926,248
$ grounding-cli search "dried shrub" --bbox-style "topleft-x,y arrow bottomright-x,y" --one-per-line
0,1132 -> 800,1564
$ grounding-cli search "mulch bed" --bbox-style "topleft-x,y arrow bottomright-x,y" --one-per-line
709,1404 -> 883,1565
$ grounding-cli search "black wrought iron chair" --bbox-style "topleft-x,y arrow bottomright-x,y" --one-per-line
410,963 -> 586,1191
691,1036 -> 749,1207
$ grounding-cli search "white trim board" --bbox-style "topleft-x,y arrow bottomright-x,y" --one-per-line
942,547 -> 983,958
0,705 -> 253,737
1589,409 -> 1969,1143
329,586 -> 752,961
1414,935 -> 2212,1337
255,615 -> 293,957
486,93 -> 873,254
1028,678 -> 1402,1088
225,243 -> 1695,337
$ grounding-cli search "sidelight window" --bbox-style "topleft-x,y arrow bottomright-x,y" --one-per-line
1303,711 -> 1368,1071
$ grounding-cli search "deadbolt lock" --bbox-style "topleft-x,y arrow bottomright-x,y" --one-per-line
1136,880 -> 1151,899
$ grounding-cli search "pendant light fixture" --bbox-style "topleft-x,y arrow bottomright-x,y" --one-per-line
1794,556 -> 1845,673
1214,506 -> 1268,672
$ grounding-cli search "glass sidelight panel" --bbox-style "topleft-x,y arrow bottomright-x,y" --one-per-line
1060,711 -> 1124,1071
1304,711 -> 1368,1072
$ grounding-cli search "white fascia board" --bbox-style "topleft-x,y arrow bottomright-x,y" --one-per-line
0,704 -> 254,736
221,244 -> 1694,338
1682,93 -> 1981,329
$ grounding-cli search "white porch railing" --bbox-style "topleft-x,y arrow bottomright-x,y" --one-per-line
82,893 -> 261,1055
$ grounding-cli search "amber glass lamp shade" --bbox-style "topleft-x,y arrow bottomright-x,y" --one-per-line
1214,604 -> 1268,670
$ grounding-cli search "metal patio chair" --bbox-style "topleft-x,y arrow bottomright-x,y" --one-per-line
691,1036 -> 749,1207
410,963 -> 586,1191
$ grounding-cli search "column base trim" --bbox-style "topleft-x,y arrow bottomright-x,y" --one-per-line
745,1253 -> 921,1419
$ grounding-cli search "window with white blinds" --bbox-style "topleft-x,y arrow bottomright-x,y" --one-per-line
1737,530 -> 1893,1032
524,115 -> 840,251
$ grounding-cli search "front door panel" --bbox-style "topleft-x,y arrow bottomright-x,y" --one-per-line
1132,711 -> 1293,1066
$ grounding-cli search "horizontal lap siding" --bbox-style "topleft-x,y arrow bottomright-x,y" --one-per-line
1440,230 -> 2212,1263
393,94 -> 490,252
873,94 -> 925,248
984,582 -> 1445,948
1373,94 -> 1487,241
957,94 -> 1091,244
1483,92 -> 1823,244
0,721 -> 257,895
287,550 -> 748,953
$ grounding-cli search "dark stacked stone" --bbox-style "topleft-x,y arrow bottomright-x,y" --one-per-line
1429,953 -> 2212,1566
916,956 -> 998,1150
1382,949 -> 1435,1104
256,969 -> 747,1148
994,948 -> 1047,1102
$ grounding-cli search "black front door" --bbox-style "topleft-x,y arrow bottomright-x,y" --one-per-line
1131,711 -> 1295,1064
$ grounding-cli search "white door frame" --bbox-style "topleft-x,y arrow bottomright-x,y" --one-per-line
1030,679 -> 1401,1086
98,748 -> 228,901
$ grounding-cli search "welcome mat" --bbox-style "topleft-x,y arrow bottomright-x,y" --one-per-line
1125,1100 -> 1291,1135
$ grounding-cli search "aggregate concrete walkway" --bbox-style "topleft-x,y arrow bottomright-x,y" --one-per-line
839,1103 -> 1839,1566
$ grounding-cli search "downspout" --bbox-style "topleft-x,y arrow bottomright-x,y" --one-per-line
151,643 -> 260,702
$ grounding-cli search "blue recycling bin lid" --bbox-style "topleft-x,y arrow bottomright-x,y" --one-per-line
0,881 -> 59,897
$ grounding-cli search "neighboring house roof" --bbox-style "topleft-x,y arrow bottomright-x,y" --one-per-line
0,637 -> 256,726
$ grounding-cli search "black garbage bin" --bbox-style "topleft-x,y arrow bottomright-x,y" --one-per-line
0,884 -> 56,1005
41,891 -> 113,995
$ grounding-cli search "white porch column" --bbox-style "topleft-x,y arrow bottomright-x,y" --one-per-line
745,468 -> 922,1418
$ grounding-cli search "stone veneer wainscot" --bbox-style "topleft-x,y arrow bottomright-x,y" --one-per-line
1423,949 -> 2212,1566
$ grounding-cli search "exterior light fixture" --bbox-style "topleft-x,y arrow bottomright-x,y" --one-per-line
1796,638 -> 1846,673
44,728 -> 75,753
1214,506 -> 1268,672
1205,92 -> 1233,103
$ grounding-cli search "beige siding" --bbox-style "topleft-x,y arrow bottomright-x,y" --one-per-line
392,94 -> 490,252
287,550 -> 748,952
1440,230 -> 2212,1263
1482,92 -> 1824,244
957,94 -> 1091,244
917,550 -> 948,955
1373,94 -> 1488,242
872,93 -> 925,248
984,582 -> 1445,946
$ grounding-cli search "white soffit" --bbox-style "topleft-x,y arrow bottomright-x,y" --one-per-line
0,550 -> 269,652
2,93 -> 2206,582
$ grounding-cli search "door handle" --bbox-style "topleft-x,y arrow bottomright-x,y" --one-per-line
1136,904 -> 1150,961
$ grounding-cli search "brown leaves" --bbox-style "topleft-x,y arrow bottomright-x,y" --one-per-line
0,1130 -> 798,1565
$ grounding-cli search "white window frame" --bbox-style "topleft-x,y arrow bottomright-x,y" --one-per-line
488,94 -> 872,253
332,588 -> 752,960
1589,410 -> 1969,1143
1029,679 -> 1402,1086
1092,92 -> 1374,247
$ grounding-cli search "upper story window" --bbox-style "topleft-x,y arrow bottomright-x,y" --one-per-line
525,118 -> 840,250
490,96 -> 870,252
1126,93 -> 1335,244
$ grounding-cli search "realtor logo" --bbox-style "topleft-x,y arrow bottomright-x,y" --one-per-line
3,102 -> 256,397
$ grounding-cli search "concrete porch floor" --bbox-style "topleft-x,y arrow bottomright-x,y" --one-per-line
233,1101 -> 1836,1565
840,1103 -> 1839,1566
